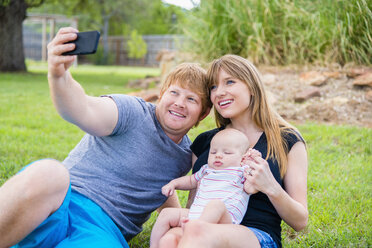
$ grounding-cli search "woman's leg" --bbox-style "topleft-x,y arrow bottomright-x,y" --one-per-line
0,159 -> 70,247
151,208 -> 189,248
178,220 -> 260,248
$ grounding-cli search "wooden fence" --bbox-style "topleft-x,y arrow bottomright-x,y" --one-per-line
104,35 -> 184,66
23,14 -> 184,67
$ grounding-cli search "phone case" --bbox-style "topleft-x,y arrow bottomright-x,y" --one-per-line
62,31 -> 100,55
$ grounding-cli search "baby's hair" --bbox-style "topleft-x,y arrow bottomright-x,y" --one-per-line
213,129 -> 250,154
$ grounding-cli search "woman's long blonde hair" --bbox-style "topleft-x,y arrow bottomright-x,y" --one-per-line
207,54 -> 300,177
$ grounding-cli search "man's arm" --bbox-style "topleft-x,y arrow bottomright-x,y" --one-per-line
47,27 -> 118,137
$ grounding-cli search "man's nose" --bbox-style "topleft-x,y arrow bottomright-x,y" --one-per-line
174,97 -> 186,108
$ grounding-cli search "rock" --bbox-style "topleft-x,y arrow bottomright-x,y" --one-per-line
352,72 -> 372,87
262,74 -> 276,85
127,79 -> 142,88
324,96 -> 349,106
128,89 -> 160,102
266,90 -> 277,105
294,86 -> 321,103
323,71 -> 342,79
366,90 -> 372,102
143,93 -> 159,102
299,71 -> 328,86
157,49 -> 177,84
127,76 -> 160,89
346,68 -> 366,78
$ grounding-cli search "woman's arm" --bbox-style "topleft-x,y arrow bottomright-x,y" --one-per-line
246,142 -> 308,231
274,141 -> 308,231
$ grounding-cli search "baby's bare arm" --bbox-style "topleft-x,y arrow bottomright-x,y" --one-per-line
162,175 -> 198,197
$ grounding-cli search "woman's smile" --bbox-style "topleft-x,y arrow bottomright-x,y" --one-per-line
218,99 -> 234,108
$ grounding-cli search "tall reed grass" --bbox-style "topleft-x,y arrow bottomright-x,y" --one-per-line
182,0 -> 372,65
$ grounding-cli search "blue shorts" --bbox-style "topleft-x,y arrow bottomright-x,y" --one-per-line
248,227 -> 278,248
12,162 -> 129,248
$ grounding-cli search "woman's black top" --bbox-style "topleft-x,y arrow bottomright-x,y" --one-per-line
191,127 -> 303,248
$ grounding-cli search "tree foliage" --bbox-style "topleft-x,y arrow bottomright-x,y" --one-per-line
30,0 -> 186,35
28,0 -> 187,64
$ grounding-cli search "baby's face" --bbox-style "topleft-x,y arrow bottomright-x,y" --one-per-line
208,136 -> 244,170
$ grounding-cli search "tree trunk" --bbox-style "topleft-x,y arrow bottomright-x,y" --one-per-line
0,0 -> 27,72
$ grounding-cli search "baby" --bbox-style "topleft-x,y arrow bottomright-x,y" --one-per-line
150,128 -> 260,248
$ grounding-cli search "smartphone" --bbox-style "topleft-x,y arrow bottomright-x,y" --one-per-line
62,31 -> 100,55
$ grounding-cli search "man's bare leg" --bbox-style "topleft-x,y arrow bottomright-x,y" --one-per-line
0,159 -> 70,247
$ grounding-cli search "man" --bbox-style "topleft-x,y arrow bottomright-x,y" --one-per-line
0,27 -> 211,248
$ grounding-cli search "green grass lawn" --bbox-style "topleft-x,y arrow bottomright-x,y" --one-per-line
0,63 -> 371,247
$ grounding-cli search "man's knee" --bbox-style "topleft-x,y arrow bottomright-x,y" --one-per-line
18,159 -> 70,203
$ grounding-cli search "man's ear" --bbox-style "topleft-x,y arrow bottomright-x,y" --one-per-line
199,107 -> 211,121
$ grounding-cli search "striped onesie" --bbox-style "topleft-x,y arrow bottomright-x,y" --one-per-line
189,164 -> 250,224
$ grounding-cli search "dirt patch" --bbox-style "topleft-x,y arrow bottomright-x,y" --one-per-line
129,66 -> 372,128
260,66 -> 372,128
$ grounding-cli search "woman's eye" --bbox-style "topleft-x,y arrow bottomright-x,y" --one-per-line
188,97 -> 196,102
226,80 -> 235,85
210,85 -> 217,91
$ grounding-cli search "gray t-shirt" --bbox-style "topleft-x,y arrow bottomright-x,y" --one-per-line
63,94 -> 192,240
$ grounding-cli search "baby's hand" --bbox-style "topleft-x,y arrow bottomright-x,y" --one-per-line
241,148 -> 262,166
161,183 -> 175,197
249,148 -> 262,159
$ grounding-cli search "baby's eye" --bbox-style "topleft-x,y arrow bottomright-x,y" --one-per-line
226,80 -> 235,85
170,90 -> 177,95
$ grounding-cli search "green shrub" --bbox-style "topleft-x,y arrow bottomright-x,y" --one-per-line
127,30 -> 148,59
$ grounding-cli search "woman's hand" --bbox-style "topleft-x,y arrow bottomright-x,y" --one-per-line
47,27 -> 78,79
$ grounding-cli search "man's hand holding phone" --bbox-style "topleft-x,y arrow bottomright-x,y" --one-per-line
47,27 -> 80,79
47,27 -> 100,79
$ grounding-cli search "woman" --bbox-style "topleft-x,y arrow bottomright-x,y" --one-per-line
159,54 -> 308,248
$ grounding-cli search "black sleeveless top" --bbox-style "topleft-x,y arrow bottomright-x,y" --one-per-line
191,127 -> 303,248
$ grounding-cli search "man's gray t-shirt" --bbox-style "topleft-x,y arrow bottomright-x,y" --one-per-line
63,94 -> 192,240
